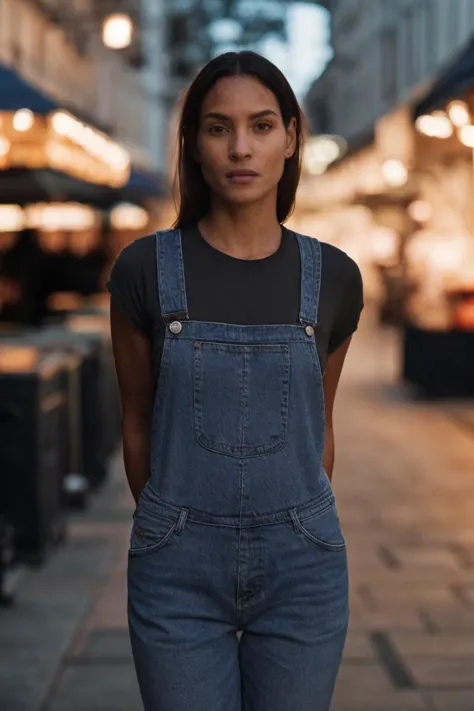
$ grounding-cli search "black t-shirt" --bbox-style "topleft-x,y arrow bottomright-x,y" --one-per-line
107,224 -> 364,386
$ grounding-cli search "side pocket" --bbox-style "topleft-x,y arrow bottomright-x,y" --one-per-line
293,501 -> 346,553
129,505 -> 179,557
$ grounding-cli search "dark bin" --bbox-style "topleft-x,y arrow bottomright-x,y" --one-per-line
402,323 -> 474,397
64,313 -> 121,461
31,328 -> 107,491
0,515 -> 15,605
0,346 -> 68,564
0,332 -> 86,501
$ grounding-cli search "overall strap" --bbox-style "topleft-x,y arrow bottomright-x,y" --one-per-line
155,229 -> 189,323
295,233 -> 322,326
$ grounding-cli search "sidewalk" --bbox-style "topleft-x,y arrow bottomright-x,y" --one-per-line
1,311 -> 474,711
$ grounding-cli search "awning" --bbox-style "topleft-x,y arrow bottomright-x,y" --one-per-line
0,168 -> 117,206
0,64 -> 58,114
0,167 -> 166,206
413,39 -> 474,117
121,167 -> 166,200
0,63 -> 166,202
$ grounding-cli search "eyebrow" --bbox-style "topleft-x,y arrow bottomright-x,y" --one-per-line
203,109 -> 279,121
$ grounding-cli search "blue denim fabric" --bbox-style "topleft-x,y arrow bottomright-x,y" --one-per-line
128,229 -> 349,711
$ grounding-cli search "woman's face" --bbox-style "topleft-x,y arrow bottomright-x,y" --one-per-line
196,75 -> 297,209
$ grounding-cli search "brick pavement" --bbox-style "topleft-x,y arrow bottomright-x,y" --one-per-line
1,310 -> 474,711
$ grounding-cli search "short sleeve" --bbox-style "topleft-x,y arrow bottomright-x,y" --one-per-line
328,258 -> 364,353
106,241 -> 152,335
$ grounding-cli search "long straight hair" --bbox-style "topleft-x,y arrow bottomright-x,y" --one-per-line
173,51 -> 305,228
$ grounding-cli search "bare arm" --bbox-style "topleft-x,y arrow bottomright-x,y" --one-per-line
322,336 -> 352,481
110,299 -> 154,504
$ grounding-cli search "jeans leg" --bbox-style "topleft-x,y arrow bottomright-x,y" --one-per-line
130,623 -> 241,711
239,626 -> 347,711
238,515 -> 349,711
128,518 -> 242,711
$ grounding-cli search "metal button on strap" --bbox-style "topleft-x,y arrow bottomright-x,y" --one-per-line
305,325 -> 315,337
169,321 -> 182,335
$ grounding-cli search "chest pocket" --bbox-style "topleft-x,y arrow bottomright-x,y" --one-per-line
193,342 -> 290,458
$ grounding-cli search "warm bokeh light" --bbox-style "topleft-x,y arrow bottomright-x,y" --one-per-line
447,100 -> 470,127
110,203 -> 149,230
102,13 -> 133,50
13,109 -> 35,132
26,203 -> 97,232
458,124 -> 474,147
303,135 -> 347,175
381,158 -> 408,187
0,205 -> 26,232
408,200 -> 433,223
415,112 -> 453,138
0,136 -> 11,156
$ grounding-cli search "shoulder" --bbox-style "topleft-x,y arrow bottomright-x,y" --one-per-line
109,233 -> 158,286
320,242 -> 362,288
295,233 -> 362,289
113,232 -> 157,268
108,232 -> 159,299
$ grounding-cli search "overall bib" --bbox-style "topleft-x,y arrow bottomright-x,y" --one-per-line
128,229 -> 349,711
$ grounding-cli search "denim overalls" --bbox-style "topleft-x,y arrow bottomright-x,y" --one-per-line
128,229 -> 349,711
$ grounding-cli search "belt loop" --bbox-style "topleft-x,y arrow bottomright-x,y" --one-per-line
289,508 -> 301,533
176,508 -> 189,535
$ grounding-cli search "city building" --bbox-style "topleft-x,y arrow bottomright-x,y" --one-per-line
0,0 -> 169,204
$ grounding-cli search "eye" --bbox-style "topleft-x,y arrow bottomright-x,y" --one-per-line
255,121 -> 273,133
208,124 -> 228,136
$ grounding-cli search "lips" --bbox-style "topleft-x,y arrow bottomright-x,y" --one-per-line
226,170 -> 259,177
226,170 -> 259,184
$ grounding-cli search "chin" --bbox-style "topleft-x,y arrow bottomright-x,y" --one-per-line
221,185 -> 275,206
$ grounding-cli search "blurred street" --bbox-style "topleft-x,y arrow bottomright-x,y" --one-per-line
1,308 -> 474,711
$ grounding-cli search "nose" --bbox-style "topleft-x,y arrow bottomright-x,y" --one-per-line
229,128 -> 252,161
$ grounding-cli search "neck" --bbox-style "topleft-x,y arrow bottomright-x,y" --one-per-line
198,193 -> 282,260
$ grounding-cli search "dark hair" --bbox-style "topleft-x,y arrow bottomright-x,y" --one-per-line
173,51 -> 305,228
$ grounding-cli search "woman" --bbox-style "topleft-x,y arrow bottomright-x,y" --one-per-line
108,51 -> 363,711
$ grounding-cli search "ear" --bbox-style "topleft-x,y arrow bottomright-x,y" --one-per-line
285,117 -> 297,159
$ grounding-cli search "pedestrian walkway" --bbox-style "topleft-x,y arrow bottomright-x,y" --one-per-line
1,310 -> 474,711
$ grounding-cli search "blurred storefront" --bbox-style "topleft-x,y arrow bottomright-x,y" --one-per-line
300,1 -> 474,398
290,121 -> 416,314
299,38 -> 474,397
402,39 -> 474,397
0,0 -> 171,328
0,63 -> 167,326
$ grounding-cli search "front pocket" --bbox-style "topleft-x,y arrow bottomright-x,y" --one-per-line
293,501 -> 346,553
193,342 -> 290,458
129,505 -> 179,557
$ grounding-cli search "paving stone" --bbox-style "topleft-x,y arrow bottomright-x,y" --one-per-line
331,690 -> 429,711
0,542 -> 113,711
422,606 -> 474,632
334,662 -> 394,695
366,586 -> 455,608
44,664 -> 142,711
407,657 -> 474,688
342,634 -> 376,661
391,631 -> 474,657
332,664 -> 429,710
427,691 -> 474,711
348,609 -> 426,633
455,584 -> 474,605
379,545 -> 463,571
72,629 -> 133,661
